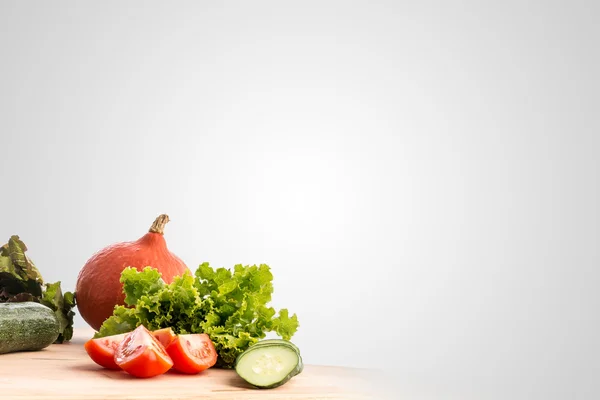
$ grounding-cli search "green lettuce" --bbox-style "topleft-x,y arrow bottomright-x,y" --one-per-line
96,262 -> 299,368
0,235 -> 76,343
40,281 -> 76,343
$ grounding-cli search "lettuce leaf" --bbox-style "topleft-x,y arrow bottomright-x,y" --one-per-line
96,262 -> 299,368
121,266 -> 165,306
96,305 -> 139,336
0,235 -> 76,343
40,281 -> 76,343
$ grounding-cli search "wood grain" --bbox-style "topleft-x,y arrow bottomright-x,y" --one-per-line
1,329 -> 382,399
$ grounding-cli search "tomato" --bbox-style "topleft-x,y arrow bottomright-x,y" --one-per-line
84,333 -> 127,370
152,327 -> 177,348
114,325 -> 173,378
165,333 -> 218,374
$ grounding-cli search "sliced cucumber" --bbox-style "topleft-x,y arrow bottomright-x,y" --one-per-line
250,339 -> 303,374
235,344 -> 301,389
251,339 -> 301,355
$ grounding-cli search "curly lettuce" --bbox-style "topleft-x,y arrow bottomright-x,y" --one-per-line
96,262 -> 299,368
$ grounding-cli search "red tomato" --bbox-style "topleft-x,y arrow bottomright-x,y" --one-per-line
114,325 -> 173,378
165,333 -> 218,374
152,327 -> 177,348
84,333 -> 127,370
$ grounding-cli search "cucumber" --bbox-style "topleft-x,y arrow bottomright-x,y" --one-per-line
251,339 -> 301,355
250,339 -> 304,374
235,343 -> 302,389
0,302 -> 60,354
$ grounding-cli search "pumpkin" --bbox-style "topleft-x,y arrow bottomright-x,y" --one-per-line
75,214 -> 190,331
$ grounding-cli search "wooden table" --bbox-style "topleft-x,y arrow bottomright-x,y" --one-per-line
1,329 -> 386,399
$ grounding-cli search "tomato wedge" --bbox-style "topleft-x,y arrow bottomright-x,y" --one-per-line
114,325 -> 173,378
152,327 -> 177,348
84,333 -> 127,370
165,333 -> 218,374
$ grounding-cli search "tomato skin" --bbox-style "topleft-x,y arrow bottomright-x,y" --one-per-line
84,333 -> 127,370
165,333 -> 218,374
114,325 -> 174,378
152,327 -> 177,348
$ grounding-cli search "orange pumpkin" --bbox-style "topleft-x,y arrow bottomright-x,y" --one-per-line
75,214 -> 190,331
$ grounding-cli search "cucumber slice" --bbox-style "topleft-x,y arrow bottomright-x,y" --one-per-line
235,344 -> 301,389
251,339 -> 301,355
250,339 -> 304,375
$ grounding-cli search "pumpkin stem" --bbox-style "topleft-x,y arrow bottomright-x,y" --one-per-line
149,214 -> 170,234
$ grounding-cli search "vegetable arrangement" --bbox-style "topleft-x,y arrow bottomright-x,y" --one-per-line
1,214 -> 304,390
85,325 -> 217,377
95,262 -> 299,369
0,235 -> 75,344
85,323 -> 303,389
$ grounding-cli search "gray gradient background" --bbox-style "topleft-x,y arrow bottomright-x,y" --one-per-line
1,1 -> 599,399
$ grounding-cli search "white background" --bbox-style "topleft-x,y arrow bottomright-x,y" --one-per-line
1,1 -> 598,399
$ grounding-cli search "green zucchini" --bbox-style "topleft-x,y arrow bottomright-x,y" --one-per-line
235,343 -> 302,389
0,302 -> 60,354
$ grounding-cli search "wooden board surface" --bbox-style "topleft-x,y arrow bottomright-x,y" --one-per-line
1,329 -> 384,400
